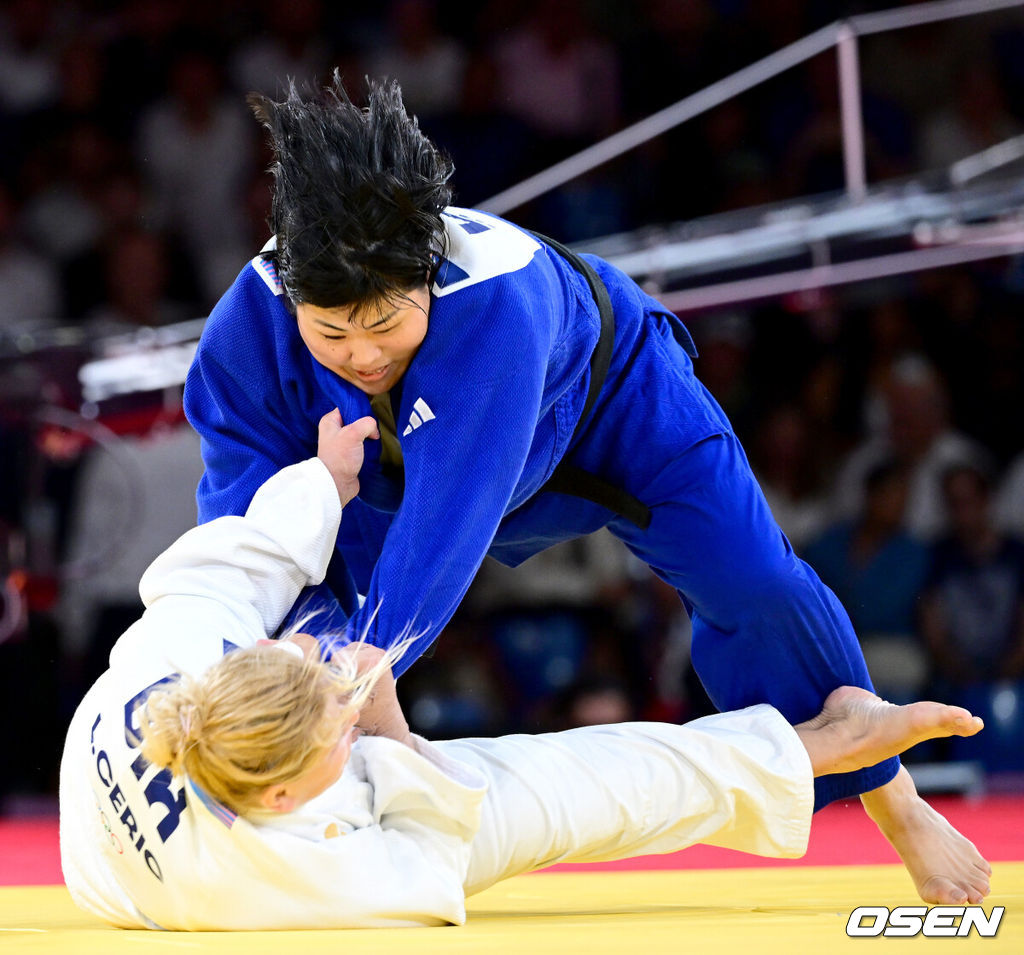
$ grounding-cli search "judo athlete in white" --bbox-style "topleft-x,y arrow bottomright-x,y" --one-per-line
59,412 -> 987,931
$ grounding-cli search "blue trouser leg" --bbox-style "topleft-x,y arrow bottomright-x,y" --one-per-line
610,431 -> 899,810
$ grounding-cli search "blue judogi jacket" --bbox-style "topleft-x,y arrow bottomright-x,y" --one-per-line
185,208 -> 722,671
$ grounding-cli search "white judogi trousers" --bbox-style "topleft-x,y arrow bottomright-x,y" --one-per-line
446,707 -> 812,897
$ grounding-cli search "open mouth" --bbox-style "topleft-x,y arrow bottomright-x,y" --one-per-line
353,365 -> 390,382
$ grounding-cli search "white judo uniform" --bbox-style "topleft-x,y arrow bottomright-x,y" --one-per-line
60,456 -> 815,931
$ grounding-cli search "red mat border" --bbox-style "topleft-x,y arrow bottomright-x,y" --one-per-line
2,796 -> 1021,886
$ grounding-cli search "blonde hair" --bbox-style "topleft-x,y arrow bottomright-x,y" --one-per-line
138,634 -> 406,815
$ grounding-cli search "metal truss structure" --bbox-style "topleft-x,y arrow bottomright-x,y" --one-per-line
482,0 -> 1024,314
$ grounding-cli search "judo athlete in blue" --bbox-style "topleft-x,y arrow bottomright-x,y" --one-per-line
183,78 -> 991,905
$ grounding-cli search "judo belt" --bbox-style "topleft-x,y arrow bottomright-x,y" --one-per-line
529,232 -> 652,531
371,237 -> 652,531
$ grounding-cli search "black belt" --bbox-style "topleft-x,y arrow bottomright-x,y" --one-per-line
369,234 -> 651,531
529,233 -> 651,531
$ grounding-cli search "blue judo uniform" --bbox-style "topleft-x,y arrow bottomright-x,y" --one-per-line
185,207 -> 897,808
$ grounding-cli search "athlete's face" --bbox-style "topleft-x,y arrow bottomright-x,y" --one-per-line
286,702 -> 359,806
258,634 -> 360,812
260,697 -> 359,812
295,287 -> 430,396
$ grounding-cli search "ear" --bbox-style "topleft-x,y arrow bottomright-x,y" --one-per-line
260,785 -> 298,813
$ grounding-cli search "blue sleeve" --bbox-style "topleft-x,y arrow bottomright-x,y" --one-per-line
186,345 -> 306,522
183,272 -> 362,628
336,275 -> 554,674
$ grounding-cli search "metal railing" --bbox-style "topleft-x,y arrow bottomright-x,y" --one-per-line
480,0 -> 1024,216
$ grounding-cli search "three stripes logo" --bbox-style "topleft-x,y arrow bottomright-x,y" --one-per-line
402,398 -> 435,436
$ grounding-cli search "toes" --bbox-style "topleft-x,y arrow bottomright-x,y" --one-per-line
952,714 -> 985,736
920,876 -> 969,905
967,883 -> 990,904
970,866 -> 992,900
965,878 -> 990,904
919,874 -> 991,905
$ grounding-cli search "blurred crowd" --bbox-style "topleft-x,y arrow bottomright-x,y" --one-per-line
2,0 -> 1024,805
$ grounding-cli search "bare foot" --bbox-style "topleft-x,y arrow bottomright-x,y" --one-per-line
796,689 -> 991,903
862,766 -> 992,904
794,686 -> 983,776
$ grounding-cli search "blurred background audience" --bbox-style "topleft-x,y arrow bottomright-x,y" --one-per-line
2,0 -> 1024,807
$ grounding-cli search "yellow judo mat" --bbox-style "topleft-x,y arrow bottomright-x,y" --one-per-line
3,862 -> 1021,954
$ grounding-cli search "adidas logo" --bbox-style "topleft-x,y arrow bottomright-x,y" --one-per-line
402,398 -> 435,436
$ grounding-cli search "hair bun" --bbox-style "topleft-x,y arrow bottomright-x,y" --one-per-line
138,682 -> 199,775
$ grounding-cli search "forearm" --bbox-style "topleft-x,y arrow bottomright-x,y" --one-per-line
112,459 -> 343,681
337,644 -> 415,747
358,691 -> 414,748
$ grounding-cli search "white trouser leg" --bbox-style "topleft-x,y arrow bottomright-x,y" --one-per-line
436,704 -> 813,896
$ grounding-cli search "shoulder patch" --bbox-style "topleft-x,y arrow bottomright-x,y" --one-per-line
250,236 -> 283,296
433,208 -> 541,298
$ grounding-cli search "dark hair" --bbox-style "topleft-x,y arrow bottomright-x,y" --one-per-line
864,458 -> 906,495
941,460 -> 994,497
249,75 -> 454,316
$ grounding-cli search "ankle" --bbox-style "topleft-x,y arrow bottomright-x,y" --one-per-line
795,723 -> 836,776
861,766 -> 920,828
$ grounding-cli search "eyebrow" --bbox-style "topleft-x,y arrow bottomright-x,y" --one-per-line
314,306 -> 400,333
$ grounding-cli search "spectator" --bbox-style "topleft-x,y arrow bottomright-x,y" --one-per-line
57,417 -> 205,700
83,227 -> 192,335
804,460 -> 930,701
861,18 -> 979,121
995,452 -> 1024,540
617,0 -> 737,223
365,0 -> 467,123
101,0 -> 187,136
416,51 -> 532,207
920,463 -> 1024,691
766,51 -> 913,199
919,58 -> 1021,171
465,532 -> 642,727
831,353 -> 993,541
701,100 -> 776,213
490,0 -> 625,238
0,0 -> 62,122
25,36 -> 112,147
492,0 -> 620,150
750,404 -> 829,551
22,120 -> 112,265
691,310 -> 756,440
230,0 -> 331,97
60,165 -> 189,321
621,0 -> 724,119
392,612 -> 509,739
0,182 -> 62,339
845,297 -> 925,439
136,45 -> 255,305
553,674 -> 635,730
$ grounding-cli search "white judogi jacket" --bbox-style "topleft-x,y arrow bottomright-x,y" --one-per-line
60,455 -> 817,932
59,458 -> 488,930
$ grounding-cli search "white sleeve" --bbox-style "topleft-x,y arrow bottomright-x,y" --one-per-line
108,457 -> 341,679
64,458 -> 492,931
